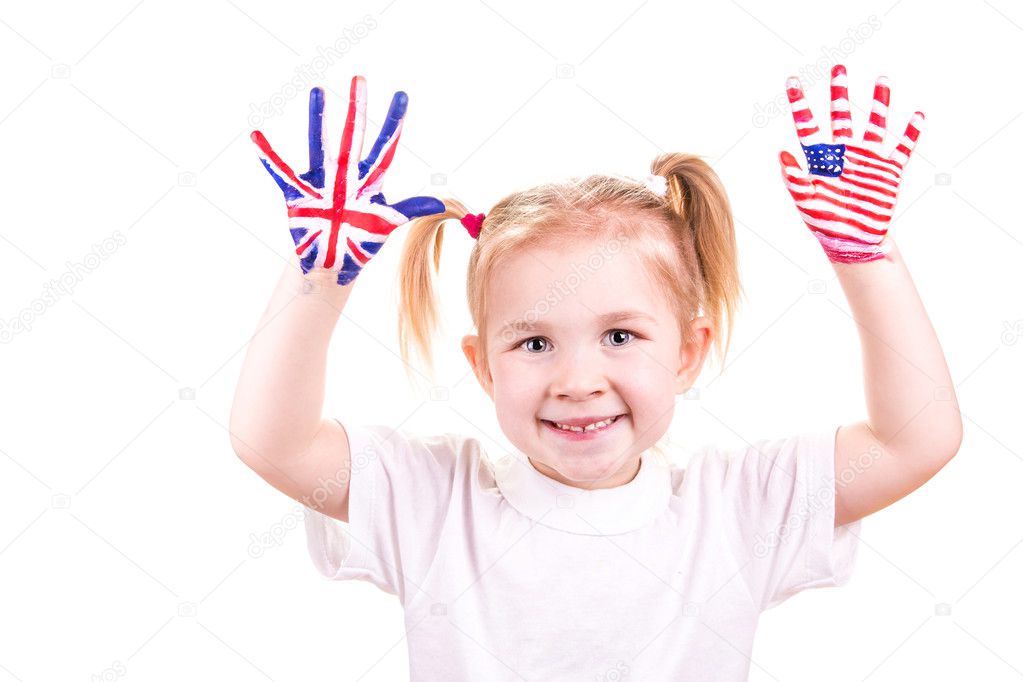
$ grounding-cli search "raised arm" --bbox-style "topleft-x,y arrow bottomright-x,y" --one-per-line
778,65 -> 962,527
230,75 -> 443,521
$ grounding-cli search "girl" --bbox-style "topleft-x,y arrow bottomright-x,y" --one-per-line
230,68 -> 961,680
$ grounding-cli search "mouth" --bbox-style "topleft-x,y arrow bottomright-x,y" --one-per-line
540,414 -> 626,439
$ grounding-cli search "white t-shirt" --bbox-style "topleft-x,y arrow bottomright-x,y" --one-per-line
304,422 -> 860,681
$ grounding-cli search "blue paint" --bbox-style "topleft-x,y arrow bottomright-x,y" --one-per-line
801,143 -> 846,177
299,242 -> 318,274
358,91 -> 408,179
261,159 -> 304,202
337,254 -> 362,286
360,240 -> 383,255
390,195 -> 445,219
299,87 -> 326,189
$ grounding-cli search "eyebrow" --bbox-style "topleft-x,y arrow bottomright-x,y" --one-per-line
498,310 -> 657,333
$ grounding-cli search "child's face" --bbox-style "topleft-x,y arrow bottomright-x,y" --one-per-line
462,235 -> 712,489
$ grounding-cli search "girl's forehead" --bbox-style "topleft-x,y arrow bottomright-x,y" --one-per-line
486,243 -> 670,329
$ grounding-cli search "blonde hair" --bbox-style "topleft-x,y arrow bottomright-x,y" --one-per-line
398,153 -> 744,393
396,153 -> 744,467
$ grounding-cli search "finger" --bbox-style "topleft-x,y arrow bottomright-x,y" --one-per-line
250,130 -> 323,201
299,87 -> 326,189
862,76 -> 891,149
356,90 -> 408,200
830,65 -> 853,140
333,75 -> 368,205
888,111 -> 925,166
388,195 -> 446,220
786,76 -> 824,146
778,151 -> 814,201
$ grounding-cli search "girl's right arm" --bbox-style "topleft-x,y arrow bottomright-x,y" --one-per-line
229,261 -> 355,522
230,76 -> 445,522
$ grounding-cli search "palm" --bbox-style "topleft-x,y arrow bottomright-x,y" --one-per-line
779,65 -> 925,264
251,76 -> 444,285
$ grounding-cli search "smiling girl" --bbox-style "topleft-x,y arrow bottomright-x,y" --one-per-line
231,68 -> 961,680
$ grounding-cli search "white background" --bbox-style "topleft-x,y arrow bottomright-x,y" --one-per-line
1,0 -> 1021,680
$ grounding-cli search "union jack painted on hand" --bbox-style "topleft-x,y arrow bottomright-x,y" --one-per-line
251,75 -> 444,285
779,65 -> 925,264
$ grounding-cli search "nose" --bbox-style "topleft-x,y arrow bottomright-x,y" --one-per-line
548,346 -> 608,400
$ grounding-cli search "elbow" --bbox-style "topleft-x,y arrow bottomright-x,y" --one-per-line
921,418 -> 964,476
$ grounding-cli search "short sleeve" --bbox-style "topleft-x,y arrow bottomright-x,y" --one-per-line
302,422 -> 461,604
713,426 -> 861,611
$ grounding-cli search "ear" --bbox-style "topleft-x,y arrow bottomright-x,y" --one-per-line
674,317 -> 714,395
461,334 -> 494,399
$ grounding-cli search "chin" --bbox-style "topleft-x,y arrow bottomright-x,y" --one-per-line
540,452 -> 630,485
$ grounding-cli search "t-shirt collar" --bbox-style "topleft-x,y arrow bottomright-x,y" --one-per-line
493,450 -> 672,535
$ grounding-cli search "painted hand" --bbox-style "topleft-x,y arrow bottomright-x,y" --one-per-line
251,75 -> 444,285
779,65 -> 924,264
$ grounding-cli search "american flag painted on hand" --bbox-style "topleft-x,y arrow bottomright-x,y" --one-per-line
251,76 -> 444,286
779,65 -> 925,264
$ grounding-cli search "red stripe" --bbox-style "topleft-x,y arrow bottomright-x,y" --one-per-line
784,172 -> 812,188
844,168 -> 899,189
840,174 -> 898,199
808,224 -> 875,246
333,79 -> 363,212
816,180 -> 894,210
792,108 -> 814,123
357,132 -> 400,200
251,132 -> 322,200
347,236 -> 370,265
830,85 -> 849,102
868,112 -> 886,128
872,84 -> 891,107
800,207 -> 886,236
844,153 -> 901,179
345,210 -> 400,236
905,124 -> 921,142
296,229 -> 322,256
798,125 -> 820,138
825,248 -> 885,264
863,130 -> 884,143
786,87 -> 804,103
894,143 -> 912,158
805,191 -> 890,224
324,219 -> 340,269
845,144 -> 902,169
289,207 -> 333,219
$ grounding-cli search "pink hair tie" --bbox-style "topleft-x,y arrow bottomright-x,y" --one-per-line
460,212 -> 485,240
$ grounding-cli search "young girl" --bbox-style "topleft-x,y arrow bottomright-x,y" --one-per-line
230,68 -> 962,680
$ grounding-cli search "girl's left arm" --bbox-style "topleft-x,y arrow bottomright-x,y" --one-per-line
831,239 -> 962,526
778,66 -> 964,527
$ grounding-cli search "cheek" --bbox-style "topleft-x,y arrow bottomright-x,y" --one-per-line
618,357 -> 678,406
491,359 -> 543,405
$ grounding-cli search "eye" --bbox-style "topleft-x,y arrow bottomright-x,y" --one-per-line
518,337 -> 549,353
516,330 -> 637,354
605,329 -> 634,346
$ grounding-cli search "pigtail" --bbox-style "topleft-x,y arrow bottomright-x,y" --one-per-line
651,153 -> 744,368
396,197 -> 470,389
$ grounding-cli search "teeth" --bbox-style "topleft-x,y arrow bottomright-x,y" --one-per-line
552,416 -> 618,432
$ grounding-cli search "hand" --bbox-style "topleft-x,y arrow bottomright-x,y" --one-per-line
778,65 -> 925,264
250,75 -> 445,285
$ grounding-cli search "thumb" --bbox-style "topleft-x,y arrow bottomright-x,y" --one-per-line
381,195 -> 446,220
778,151 -> 814,201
